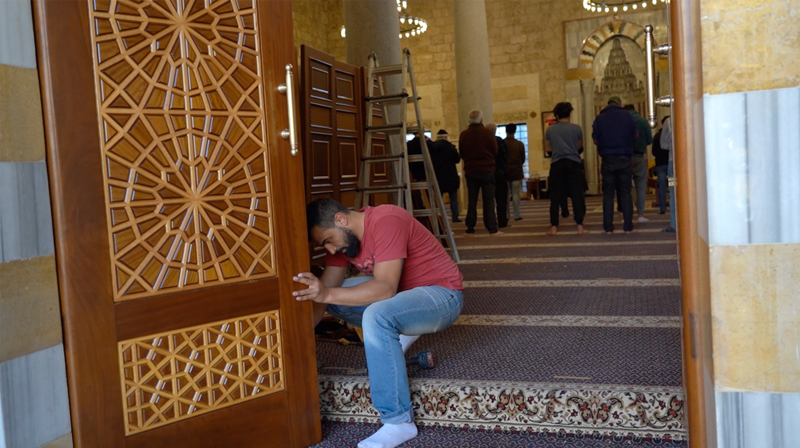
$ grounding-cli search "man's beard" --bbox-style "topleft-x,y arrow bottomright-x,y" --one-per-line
338,227 -> 360,258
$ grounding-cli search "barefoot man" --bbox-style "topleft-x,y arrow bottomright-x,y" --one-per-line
544,102 -> 589,235
293,199 -> 464,448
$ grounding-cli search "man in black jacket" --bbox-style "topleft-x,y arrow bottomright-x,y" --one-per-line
486,123 -> 509,228
652,116 -> 670,214
431,130 -> 462,222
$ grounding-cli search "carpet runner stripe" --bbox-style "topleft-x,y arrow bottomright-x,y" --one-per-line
464,279 -> 681,287
458,255 -> 678,264
462,228 -> 666,237
318,376 -> 685,439
458,240 -> 677,250
450,218 -> 672,227
453,314 -> 681,328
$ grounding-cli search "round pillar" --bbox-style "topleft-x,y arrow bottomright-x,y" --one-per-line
453,0 -> 493,131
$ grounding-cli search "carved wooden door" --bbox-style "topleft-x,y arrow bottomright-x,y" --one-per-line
33,0 -> 320,446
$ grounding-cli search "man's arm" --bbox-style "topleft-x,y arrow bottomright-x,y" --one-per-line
293,259 -> 404,307
544,140 -> 552,154
577,139 -> 584,155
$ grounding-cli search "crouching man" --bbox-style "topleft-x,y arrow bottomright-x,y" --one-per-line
293,198 -> 464,448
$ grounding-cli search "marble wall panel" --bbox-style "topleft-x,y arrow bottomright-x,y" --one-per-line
0,162 -> 55,262
0,255 -> 62,364
701,0 -> 800,95
716,391 -> 800,448
710,243 -> 800,393
0,0 -> 37,69
0,345 -> 71,448
0,64 -> 47,162
704,86 -> 800,246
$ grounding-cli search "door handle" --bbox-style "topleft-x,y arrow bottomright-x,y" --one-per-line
277,64 -> 298,156
644,25 -> 674,129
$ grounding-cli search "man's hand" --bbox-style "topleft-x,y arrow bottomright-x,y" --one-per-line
292,272 -> 330,303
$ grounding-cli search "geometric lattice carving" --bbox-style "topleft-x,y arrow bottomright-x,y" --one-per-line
119,311 -> 284,435
88,0 -> 276,301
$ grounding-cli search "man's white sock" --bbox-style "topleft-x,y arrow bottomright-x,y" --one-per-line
357,423 -> 418,448
398,334 -> 420,354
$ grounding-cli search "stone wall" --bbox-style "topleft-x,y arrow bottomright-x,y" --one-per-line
291,0 -> 345,61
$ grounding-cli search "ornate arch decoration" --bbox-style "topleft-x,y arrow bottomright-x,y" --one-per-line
578,20 -> 648,69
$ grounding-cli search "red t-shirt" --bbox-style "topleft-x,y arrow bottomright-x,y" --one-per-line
326,205 -> 464,292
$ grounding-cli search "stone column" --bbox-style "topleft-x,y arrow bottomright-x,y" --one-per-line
580,78 -> 599,195
343,0 -> 402,68
453,0 -> 493,132
343,0 -> 404,193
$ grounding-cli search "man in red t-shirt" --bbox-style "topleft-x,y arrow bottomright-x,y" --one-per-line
293,198 -> 464,448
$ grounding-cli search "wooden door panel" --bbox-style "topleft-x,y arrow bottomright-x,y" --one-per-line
125,393 -> 290,448
300,45 -> 365,263
33,0 -> 319,446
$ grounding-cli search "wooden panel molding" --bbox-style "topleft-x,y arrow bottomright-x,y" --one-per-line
87,0 -> 276,301
119,310 -> 284,435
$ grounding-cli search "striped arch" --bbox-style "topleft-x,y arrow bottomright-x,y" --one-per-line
579,20 -> 647,69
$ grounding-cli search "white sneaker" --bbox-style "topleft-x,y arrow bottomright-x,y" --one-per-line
637,216 -> 649,223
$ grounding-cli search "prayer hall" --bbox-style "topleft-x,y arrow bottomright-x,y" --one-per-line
0,0 -> 797,447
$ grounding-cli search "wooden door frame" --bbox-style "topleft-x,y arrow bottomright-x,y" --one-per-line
32,0 -> 320,446
671,1 -> 718,446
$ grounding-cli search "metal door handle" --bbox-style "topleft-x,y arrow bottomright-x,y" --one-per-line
277,64 -> 298,156
645,25 -> 674,129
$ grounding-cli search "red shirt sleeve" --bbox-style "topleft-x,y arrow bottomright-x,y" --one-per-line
325,251 -> 349,267
370,214 -> 409,263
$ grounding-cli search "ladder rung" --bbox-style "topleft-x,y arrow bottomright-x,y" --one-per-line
407,154 -> 424,163
365,123 -> 404,133
413,209 -> 435,218
365,93 -> 408,103
362,154 -> 404,162
410,182 -> 430,190
372,65 -> 403,75
357,184 -> 406,193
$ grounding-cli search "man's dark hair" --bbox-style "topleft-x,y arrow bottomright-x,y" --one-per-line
306,198 -> 349,239
623,104 -> 635,111
661,115 -> 670,124
505,123 -> 517,136
553,102 -> 573,119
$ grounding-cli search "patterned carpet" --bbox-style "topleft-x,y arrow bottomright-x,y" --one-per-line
311,196 -> 685,446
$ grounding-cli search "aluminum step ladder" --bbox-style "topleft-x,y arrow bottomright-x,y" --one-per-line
355,48 -> 460,262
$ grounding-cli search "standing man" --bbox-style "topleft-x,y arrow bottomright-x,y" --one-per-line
486,123 -> 509,229
661,116 -> 676,233
652,116 -> 670,215
544,102 -> 588,235
624,105 -> 653,223
458,110 -> 503,236
592,96 -> 639,234
504,124 -> 526,221
295,198 -> 464,448
430,129 -> 462,222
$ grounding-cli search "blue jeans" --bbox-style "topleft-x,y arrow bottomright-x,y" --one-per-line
655,165 -> 668,213
327,277 -> 465,424
668,160 -> 676,230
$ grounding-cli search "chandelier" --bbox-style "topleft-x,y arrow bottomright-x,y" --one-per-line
582,0 -> 667,13
340,0 -> 428,39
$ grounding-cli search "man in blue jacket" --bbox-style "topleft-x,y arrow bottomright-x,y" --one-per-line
592,96 -> 639,233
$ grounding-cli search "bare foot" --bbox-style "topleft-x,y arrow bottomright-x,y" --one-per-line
462,233 -> 475,238
577,225 -> 589,235
546,226 -> 558,236
490,231 -> 505,236
624,229 -> 638,234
